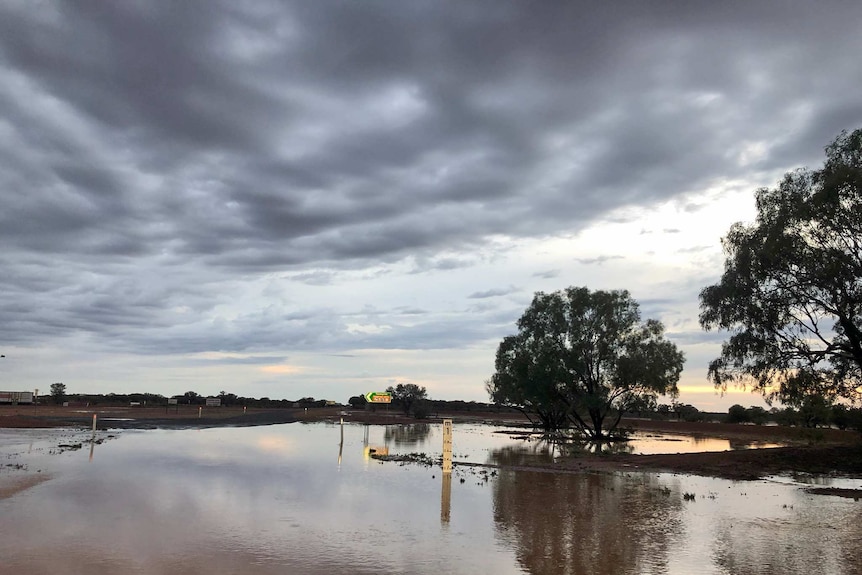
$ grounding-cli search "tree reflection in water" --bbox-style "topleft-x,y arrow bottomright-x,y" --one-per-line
496,433 -> 635,462
383,423 -> 431,447
566,439 -> 635,456
490,446 -> 682,575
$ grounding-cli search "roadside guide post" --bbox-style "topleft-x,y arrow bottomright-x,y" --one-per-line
442,419 -> 453,473
441,419 -> 453,524
364,391 -> 392,415
364,392 -> 392,404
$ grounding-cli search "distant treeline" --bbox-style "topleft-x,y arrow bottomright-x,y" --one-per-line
428,399 -> 521,413
346,395 -> 521,414
36,392 -> 862,431
53,391 -> 335,408
644,402 -> 862,431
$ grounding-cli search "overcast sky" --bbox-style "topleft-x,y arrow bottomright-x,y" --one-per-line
1,1 -> 861,410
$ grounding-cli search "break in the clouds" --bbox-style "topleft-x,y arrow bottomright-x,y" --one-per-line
1,1 -> 861,408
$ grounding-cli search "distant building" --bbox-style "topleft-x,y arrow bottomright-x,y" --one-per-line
0,391 -> 34,404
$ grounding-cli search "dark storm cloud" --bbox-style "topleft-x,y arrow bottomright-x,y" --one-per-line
1,0 -> 861,356
408,255 -> 479,274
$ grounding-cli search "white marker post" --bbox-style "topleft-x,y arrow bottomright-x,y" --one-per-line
198,406 -> 202,419
338,417 -> 344,468
442,419 -> 453,474
441,419 -> 453,524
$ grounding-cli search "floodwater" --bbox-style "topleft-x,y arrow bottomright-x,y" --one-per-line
1,422 -> 860,575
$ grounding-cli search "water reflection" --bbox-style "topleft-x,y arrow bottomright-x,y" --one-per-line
1,425 -> 519,575
632,433 -> 781,455
712,500 -> 862,575
338,422 -> 343,467
488,438 -> 635,466
440,472 -> 452,525
383,423 -> 431,446
491,430 -> 782,459
491,442 -> 558,466
2,424 -> 859,575
490,447 -> 683,575
568,439 -> 635,455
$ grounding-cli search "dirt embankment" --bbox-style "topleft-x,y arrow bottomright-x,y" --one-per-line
519,418 -> 862,480
0,405 -> 427,430
587,443 -> 862,480
622,417 -> 857,446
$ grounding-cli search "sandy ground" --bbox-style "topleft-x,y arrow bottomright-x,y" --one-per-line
2,405 -> 861,483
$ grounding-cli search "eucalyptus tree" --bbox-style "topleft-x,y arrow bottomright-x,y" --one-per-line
488,287 -> 684,440
386,383 -> 428,415
700,129 -> 862,405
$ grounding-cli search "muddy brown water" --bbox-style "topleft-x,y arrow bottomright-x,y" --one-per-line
0,423 -> 859,574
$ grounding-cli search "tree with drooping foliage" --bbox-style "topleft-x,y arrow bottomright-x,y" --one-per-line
700,129 -> 862,406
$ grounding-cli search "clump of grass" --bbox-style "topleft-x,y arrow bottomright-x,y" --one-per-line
683,492 -> 696,501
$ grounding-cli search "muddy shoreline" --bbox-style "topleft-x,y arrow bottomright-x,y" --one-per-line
0,405 -> 422,430
2,406 -> 861,481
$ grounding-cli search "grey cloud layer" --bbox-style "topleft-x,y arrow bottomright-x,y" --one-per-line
1,1 -> 861,357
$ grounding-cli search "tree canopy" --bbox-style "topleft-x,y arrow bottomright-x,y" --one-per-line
386,383 -> 428,415
50,382 -> 66,405
699,129 -> 862,405
487,287 -> 684,440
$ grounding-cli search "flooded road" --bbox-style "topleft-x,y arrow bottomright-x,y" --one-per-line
0,422 -> 859,574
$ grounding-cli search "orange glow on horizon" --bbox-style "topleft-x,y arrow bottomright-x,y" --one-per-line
259,365 -> 302,375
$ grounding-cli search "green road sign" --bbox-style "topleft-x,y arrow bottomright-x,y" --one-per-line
364,392 -> 392,403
